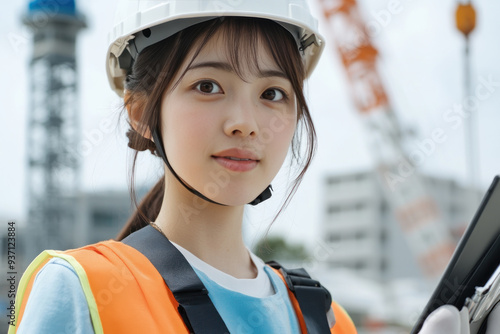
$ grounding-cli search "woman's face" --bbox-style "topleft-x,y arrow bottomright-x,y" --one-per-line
160,30 -> 298,206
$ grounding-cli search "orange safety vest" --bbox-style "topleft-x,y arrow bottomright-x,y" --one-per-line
9,240 -> 357,334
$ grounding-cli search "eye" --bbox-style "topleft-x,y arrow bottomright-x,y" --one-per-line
261,88 -> 286,102
195,80 -> 222,94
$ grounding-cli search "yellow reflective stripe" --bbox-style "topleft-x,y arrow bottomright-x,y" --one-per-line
45,251 -> 104,334
8,251 -> 51,333
8,250 -> 104,334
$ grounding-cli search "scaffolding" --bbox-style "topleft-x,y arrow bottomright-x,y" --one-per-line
22,0 -> 86,260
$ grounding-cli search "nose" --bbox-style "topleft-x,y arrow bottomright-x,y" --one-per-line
223,99 -> 259,138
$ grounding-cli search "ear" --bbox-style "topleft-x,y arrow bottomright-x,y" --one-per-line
125,90 -> 153,141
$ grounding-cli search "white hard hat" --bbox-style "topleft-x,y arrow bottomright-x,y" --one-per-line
106,0 -> 325,97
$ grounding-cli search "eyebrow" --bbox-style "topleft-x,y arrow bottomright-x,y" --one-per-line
187,61 -> 288,80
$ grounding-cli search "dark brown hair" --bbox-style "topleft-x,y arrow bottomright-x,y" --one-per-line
116,17 -> 317,240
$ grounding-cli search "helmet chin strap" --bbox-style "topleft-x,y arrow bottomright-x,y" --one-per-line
151,128 -> 273,206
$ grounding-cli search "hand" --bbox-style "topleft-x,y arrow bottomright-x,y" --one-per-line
419,303 -> 500,334
418,305 -> 469,334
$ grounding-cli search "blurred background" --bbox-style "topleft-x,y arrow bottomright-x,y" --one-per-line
1,0 -> 499,333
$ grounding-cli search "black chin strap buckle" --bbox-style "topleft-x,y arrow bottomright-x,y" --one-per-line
249,185 -> 273,206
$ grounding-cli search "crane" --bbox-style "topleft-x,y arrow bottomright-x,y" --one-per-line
316,0 -> 456,278
456,2 -> 479,199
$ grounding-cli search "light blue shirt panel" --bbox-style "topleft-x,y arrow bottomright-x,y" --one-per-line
193,266 -> 301,334
16,258 -> 95,334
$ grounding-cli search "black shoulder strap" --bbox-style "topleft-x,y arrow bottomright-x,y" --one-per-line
122,225 -> 229,334
267,260 -> 334,334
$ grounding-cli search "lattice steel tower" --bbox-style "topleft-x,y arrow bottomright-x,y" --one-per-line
23,0 -> 86,260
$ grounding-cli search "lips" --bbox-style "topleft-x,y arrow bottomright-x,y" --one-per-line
212,148 -> 260,172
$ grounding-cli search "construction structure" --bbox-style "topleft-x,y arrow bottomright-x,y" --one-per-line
321,171 -> 480,281
72,187 -> 149,247
22,0 -> 86,260
455,2 -> 479,198
316,0 -> 458,279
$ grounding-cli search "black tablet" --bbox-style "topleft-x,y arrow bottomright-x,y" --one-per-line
412,175 -> 500,333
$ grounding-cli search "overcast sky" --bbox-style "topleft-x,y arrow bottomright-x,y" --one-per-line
2,0 -> 500,248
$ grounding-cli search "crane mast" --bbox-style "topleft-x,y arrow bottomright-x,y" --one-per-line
317,0 -> 455,278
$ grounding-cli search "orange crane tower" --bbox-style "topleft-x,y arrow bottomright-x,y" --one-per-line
316,0 -> 456,278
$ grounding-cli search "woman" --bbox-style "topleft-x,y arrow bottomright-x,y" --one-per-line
11,1 -> 357,333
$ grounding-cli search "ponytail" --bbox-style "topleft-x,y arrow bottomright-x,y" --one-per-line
116,177 -> 164,241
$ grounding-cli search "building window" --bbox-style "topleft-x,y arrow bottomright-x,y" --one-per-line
92,211 -> 117,227
380,258 -> 387,271
354,261 -> 366,270
354,202 -> 365,211
380,229 -> 387,243
380,200 -> 388,214
354,231 -> 366,240
328,177 -> 340,185
328,233 -> 341,243
354,173 -> 365,181
328,205 -> 342,214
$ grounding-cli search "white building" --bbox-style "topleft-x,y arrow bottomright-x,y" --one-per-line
321,171 -> 481,281
73,189 -> 145,247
